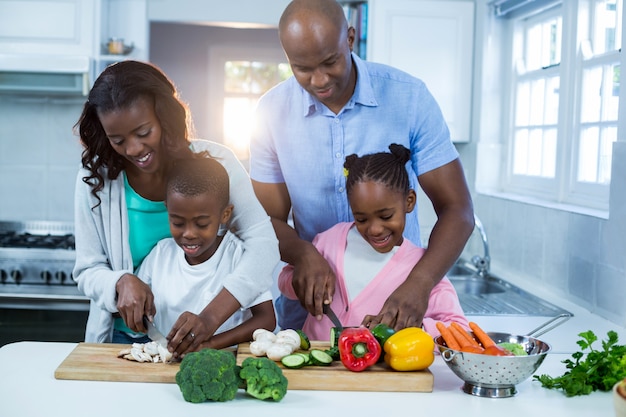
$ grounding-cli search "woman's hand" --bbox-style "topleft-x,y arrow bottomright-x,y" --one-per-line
115,273 -> 155,333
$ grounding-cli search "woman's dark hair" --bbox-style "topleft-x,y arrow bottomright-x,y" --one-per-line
167,156 -> 230,209
75,60 -> 195,204
344,143 -> 411,195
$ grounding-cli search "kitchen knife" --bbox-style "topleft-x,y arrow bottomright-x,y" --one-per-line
143,316 -> 168,349
322,304 -> 343,331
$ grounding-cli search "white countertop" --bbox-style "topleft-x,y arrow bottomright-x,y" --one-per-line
0,340 -> 617,417
1,269 -> 624,417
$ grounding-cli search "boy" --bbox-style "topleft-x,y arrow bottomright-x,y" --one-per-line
137,156 -> 276,350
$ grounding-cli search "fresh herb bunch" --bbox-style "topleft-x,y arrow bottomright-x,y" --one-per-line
533,330 -> 626,397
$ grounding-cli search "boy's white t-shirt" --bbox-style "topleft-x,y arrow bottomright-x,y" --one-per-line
343,226 -> 399,301
136,231 -> 272,335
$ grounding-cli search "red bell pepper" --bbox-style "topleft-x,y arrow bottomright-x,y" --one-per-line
338,327 -> 381,372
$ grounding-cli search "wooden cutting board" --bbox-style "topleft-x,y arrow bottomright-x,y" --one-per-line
236,341 -> 433,392
54,343 -> 181,383
54,342 -> 433,392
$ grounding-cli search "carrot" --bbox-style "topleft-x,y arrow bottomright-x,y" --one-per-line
469,321 -> 496,349
449,324 -> 484,353
451,322 -> 480,347
436,322 -> 461,350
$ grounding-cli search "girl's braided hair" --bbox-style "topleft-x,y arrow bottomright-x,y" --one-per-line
344,144 -> 411,194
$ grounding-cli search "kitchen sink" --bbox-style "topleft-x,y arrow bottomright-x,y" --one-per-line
447,260 -> 572,317
450,275 -> 506,295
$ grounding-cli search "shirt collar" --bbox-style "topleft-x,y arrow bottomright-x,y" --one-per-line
302,52 -> 379,117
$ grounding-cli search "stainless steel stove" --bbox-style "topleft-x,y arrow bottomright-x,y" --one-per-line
0,221 -> 89,346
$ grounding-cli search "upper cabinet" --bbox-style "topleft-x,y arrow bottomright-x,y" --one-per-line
0,0 -> 148,88
367,0 -> 475,143
93,0 -> 149,78
0,0 -> 95,56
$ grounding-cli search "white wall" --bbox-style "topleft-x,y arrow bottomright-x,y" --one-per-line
0,96 -> 83,222
148,0 -> 290,27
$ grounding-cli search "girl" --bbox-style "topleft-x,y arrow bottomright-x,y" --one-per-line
278,144 -> 468,340
73,61 -> 279,356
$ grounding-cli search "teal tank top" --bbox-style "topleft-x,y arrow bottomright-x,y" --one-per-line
116,174 -> 170,336
124,173 -> 170,269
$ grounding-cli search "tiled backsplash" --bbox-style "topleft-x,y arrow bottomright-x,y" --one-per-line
417,143 -> 626,328
458,144 -> 626,328
0,96 -> 84,222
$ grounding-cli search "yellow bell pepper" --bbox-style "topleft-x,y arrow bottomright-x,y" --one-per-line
383,327 -> 435,371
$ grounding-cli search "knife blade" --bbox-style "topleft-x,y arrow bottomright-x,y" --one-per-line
143,316 -> 168,349
322,304 -> 343,331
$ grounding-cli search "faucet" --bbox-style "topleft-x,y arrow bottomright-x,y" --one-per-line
471,214 -> 491,277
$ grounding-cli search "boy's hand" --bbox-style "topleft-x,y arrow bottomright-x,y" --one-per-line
167,311 -> 211,358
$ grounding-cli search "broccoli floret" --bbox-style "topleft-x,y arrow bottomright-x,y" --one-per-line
175,348 -> 242,403
239,356 -> 288,401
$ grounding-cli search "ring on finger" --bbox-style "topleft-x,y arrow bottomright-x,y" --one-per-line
189,331 -> 195,339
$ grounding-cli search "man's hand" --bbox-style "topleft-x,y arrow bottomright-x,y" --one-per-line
291,244 -> 336,321
115,273 -> 155,333
362,277 -> 433,330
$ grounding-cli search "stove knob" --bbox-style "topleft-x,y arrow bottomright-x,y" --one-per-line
10,269 -> 22,284
41,270 -> 53,284
55,271 -> 67,283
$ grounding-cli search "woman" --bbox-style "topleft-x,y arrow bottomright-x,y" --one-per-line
73,60 -> 278,357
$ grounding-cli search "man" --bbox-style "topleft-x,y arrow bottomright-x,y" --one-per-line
250,0 -> 474,331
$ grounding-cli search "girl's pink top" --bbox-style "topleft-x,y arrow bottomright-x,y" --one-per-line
278,222 -> 469,341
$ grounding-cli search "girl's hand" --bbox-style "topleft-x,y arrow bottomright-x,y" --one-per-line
115,273 -> 155,333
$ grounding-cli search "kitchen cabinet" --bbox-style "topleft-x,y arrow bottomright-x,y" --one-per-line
367,0 -> 474,143
0,0 -> 148,85
93,0 -> 149,80
0,0 -> 95,56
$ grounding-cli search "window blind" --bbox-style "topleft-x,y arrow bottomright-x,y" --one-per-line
491,0 -> 562,18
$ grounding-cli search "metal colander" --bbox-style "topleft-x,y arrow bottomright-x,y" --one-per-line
434,314 -> 570,398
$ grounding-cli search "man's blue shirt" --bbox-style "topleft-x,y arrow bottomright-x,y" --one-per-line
249,53 -> 459,329
250,53 -> 458,246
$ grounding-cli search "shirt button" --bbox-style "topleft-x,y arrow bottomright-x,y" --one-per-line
335,153 -> 341,158
338,187 -> 344,193
334,119 -> 340,124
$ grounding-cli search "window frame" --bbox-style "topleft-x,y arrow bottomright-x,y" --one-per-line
207,45 -> 289,161
497,0 -> 621,212
503,6 -> 564,201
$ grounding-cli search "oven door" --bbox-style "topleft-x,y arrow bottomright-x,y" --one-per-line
0,288 -> 89,347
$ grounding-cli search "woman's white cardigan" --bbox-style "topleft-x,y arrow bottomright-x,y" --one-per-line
73,140 -> 279,342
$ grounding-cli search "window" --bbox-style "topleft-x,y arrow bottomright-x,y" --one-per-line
503,0 -> 622,210
208,46 -> 291,162
222,61 -> 291,160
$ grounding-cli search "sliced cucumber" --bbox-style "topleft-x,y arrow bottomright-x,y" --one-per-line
281,353 -> 308,369
324,345 -> 340,361
330,327 -> 341,348
295,352 -> 311,365
295,329 -> 311,350
309,349 -> 333,366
